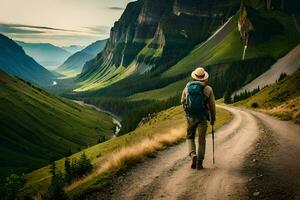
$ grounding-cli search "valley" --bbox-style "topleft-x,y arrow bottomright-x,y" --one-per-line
0,0 -> 299,199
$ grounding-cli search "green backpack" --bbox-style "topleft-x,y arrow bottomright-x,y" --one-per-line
184,81 -> 208,119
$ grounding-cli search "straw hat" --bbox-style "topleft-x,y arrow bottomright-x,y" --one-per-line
191,67 -> 209,81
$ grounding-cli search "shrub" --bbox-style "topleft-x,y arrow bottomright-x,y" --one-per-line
2,174 -> 26,200
251,102 -> 259,108
278,73 -> 287,82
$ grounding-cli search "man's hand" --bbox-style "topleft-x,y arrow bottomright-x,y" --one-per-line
210,120 -> 215,126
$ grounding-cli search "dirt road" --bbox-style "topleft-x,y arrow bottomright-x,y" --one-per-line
87,105 -> 300,200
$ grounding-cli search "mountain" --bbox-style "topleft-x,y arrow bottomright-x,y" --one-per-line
76,0 -> 239,91
75,0 -> 300,93
56,40 -> 107,77
0,34 -> 54,86
16,41 -> 71,70
61,45 -> 85,54
69,0 -> 300,134
0,69 -> 114,183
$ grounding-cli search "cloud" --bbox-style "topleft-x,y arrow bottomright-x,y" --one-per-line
107,6 -> 124,10
0,23 -> 80,34
84,25 -> 111,35
0,24 -> 44,34
0,23 -> 110,46
11,33 -> 105,46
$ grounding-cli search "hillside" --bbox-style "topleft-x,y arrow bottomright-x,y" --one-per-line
235,43 -> 300,95
0,34 -> 54,86
16,41 -> 71,70
56,40 -> 107,77
0,70 -> 114,183
234,69 -> 300,123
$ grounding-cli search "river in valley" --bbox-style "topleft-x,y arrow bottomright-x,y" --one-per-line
72,100 -> 122,137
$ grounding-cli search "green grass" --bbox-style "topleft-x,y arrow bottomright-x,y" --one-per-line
55,69 -> 79,79
74,64 -> 135,92
128,78 -> 188,101
234,70 -> 300,122
0,70 -> 114,182
21,105 -> 232,198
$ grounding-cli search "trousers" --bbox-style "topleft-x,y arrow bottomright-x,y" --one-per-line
186,116 -> 208,160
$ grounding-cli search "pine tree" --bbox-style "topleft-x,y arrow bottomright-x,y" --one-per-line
50,162 -> 56,177
44,172 -> 67,200
224,91 -> 232,104
64,157 -> 71,183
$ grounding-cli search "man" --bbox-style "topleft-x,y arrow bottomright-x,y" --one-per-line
181,67 -> 216,170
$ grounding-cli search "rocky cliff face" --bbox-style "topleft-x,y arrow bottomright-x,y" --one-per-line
78,0 -> 239,89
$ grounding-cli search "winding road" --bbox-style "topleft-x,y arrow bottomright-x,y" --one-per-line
87,105 -> 300,200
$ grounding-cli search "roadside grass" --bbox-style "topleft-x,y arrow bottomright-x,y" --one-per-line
23,106 -> 232,198
234,70 -> 300,123
262,97 -> 300,124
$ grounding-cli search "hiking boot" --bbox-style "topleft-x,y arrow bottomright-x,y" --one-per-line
197,160 -> 203,170
191,155 -> 197,169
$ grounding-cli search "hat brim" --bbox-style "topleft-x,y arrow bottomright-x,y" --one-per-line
191,71 -> 209,81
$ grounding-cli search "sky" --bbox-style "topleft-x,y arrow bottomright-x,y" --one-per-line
0,0 -> 135,46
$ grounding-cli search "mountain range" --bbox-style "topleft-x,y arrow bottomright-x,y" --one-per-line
1,0 -> 300,198
61,45 -> 85,54
16,41 -> 71,70
68,0 -> 300,134
56,39 -> 107,77
0,34 -> 54,86
74,0 -> 300,94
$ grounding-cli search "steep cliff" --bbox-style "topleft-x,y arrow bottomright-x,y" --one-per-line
76,0 -> 239,91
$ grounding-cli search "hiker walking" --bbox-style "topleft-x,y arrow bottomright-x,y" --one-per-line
181,67 -> 216,169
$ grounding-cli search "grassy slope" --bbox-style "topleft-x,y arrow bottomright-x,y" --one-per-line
234,70 -> 300,123
22,106 -> 232,197
128,78 -> 189,101
129,11 -> 300,101
0,71 -> 114,180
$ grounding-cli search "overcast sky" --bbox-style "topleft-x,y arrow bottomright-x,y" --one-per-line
0,0 -> 135,46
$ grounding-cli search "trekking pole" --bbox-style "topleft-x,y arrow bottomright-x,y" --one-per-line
212,125 -> 215,165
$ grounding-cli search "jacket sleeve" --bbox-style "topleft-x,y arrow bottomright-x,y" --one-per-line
208,88 -> 216,122
181,87 -> 187,105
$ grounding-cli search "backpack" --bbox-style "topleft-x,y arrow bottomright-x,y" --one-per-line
184,81 -> 208,119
